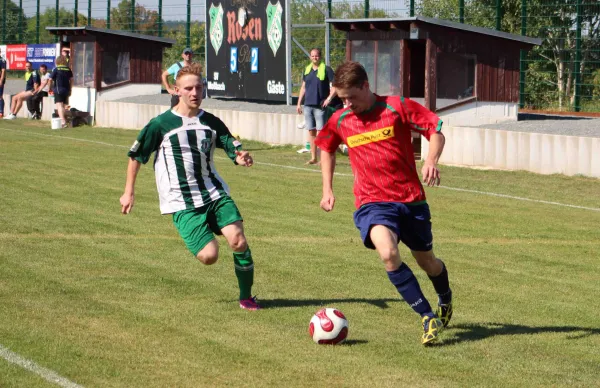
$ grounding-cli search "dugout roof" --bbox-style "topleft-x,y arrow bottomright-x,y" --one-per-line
46,26 -> 176,46
326,16 -> 542,46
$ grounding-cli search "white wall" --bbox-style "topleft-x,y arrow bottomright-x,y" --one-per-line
422,126 -> 600,178
97,84 -> 162,101
95,101 -> 306,144
70,87 -> 97,119
79,100 -> 600,179
438,101 -> 518,127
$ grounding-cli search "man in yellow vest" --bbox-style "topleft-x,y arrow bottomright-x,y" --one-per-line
296,48 -> 338,165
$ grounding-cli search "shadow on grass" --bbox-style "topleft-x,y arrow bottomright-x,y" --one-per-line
430,322 -> 600,347
341,339 -> 369,346
258,298 -> 401,309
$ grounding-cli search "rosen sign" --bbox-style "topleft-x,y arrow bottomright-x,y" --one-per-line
206,0 -> 288,102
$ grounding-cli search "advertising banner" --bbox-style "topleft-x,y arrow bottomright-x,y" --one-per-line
26,44 -> 60,69
6,44 -> 28,70
206,0 -> 287,102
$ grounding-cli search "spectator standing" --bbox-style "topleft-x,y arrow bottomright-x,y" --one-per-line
49,56 -> 73,128
0,55 -> 6,118
296,48 -> 338,165
162,47 -> 194,108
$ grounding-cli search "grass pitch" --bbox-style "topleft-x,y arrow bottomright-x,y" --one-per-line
0,120 -> 599,387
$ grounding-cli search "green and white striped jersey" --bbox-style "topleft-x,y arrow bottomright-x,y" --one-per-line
128,109 -> 242,214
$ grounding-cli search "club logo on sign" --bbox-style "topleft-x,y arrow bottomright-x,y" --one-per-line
209,3 -> 224,55
266,1 -> 283,56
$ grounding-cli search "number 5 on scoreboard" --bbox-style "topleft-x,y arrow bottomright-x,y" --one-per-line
230,47 -> 238,73
250,48 -> 259,73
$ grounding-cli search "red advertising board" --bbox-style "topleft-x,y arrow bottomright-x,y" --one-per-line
6,44 -> 27,70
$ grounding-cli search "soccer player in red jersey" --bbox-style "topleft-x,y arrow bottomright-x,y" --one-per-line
315,61 -> 452,345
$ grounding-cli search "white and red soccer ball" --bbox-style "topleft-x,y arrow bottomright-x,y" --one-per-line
309,308 -> 349,345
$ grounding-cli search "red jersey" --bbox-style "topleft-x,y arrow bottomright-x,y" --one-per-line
315,95 -> 442,209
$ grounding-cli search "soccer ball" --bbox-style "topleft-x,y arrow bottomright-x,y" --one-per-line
337,144 -> 349,155
309,308 -> 349,345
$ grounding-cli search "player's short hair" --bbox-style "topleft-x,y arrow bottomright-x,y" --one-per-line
332,61 -> 369,90
310,48 -> 322,56
25,61 -> 32,66
176,63 -> 203,83
55,56 -> 68,66
40,64 -> 47,70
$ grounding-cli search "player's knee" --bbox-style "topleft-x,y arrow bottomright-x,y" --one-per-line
378,246 -> 400,264
196,244 -> 219,265
228,234 -> 248,252
412,251 -> 440,275
197,252 -> 218,265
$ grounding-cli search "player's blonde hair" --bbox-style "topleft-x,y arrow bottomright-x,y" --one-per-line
176,63 -> 203,84
55,55 -> 69,67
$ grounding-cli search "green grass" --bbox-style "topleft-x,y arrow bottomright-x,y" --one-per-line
1,120 -> 599,387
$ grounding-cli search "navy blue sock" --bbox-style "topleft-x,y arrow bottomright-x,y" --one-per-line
428,261 -> 452,304
0,98 -> 4,114
387,263 -> 433,317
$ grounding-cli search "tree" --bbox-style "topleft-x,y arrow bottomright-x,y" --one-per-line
110,0 -> 160,34
162,22 -> 206,75
25,8 -> 87,44
0,0 -> 27,44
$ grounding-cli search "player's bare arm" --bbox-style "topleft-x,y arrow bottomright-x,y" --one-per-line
322,86 -> 337,108
320,150 -> 336,211
422,132 -> 445,187
235,150 -> 253,167
161,70 -> 175,95
296,81 -> 306,114
120,158 -> 142,214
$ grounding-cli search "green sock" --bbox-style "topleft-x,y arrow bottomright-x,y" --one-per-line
233,248 -> 254,300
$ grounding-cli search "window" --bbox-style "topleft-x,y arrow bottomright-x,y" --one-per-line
437,53 -> 476,102
351,40 -> 375,86
102,52 -> 130,87
351,40 -> 400,96
376,41 -> 401,96
72,42 -> 95,87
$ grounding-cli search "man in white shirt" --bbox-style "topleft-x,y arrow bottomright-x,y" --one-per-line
29,64 -> 51,120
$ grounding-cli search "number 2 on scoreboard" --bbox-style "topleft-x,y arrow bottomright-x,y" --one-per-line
250,48 -> 259,74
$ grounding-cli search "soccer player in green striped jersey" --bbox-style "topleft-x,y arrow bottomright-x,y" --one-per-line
120,63 -> 260,310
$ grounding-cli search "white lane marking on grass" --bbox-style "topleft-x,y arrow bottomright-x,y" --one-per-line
2,127 -> 599,212
437,186 -> 600,212
0,344 -> 83,388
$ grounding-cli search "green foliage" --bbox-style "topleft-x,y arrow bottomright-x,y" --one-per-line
25,8 -> 87,44
0,0 -> 27,44
592,68 -> 600,99
110,0 -> 160,33
162,22 -> 206,75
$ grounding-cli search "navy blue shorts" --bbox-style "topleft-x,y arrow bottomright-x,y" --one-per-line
353,202 -> 433,252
